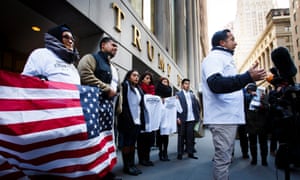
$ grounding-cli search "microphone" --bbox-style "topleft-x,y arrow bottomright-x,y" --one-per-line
271,46 -> 297,85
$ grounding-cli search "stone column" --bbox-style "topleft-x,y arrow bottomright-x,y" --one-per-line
266,46 -> 271,70
186,0 -> 195,86
193,0 -> 201,91
154,0 -> 171,54
174,0 -> 187,77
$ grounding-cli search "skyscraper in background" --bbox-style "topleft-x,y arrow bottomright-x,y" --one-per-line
289,0 -> 300,82
234,0 -> 276,68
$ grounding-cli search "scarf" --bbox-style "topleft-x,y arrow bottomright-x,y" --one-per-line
139,82 -> 155,95
155,82 -> 172,98
45,33 -> 80,63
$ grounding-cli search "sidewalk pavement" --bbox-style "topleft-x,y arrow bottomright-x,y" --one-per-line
111,129 -> 300,180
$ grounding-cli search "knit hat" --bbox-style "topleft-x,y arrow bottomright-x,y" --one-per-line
47,24 -> 72,43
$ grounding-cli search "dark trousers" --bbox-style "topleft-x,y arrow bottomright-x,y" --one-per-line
238,125 -> 249,156
137,131 -> 155,162
118,125 -> 140,170
270,129 -> 279,153
157,131 -> 169,156
177,121 -> 195,155
249,131 -> 268,160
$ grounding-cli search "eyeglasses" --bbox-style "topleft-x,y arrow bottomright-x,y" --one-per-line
62,35 -> 75,42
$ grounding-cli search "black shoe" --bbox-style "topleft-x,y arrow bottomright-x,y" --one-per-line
163,155 -> 170,161
251,159 -> 257,165
242,154 -> 249,159
123,167 -> 139,176
177,154 -> 182,160
160,153 -> 170,161
102,172 -> 122,180
262,160 -> 268,166
159,152 -> 163,161
140,160 -> 153,166
188,154 -> 198,159
132,166 -> 142,174
146,160 -> 154,166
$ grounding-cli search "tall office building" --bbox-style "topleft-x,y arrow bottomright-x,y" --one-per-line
0,0 -> 209,92
238,8 -> 292,87
290,0 -> 300,82
234,0 -> 276,68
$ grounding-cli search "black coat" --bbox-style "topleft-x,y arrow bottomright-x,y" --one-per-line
244,91 -> 269,134
117,80 -> 145,133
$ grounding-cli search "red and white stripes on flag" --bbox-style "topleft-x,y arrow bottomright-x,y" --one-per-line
0,70 -> 117,179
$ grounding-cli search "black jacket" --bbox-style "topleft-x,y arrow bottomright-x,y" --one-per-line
176,90 -> 200,123
117,80 -> 145,132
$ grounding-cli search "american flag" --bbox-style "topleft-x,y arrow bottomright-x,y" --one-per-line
0,70 -> 117,179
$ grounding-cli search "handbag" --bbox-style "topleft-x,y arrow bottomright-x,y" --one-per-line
194,121 -> 205,138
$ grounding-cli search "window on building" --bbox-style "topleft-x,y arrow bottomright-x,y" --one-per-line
170,0 -> 175,60
283,9 -> 289,16
294,12 -> 297,22
284,26 -> 291,32
286,36 -> 290,43
129,0 -> 153,31
129,0 -> 143,18
143,0 -> 152,30
298,51 -> 300,60
297,38 -> 299,47
296,25 -> 298,34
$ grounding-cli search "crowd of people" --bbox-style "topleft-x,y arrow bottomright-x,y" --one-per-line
201,29 -> 300,180
20,24 -> 202,179
18,24 -> 299,180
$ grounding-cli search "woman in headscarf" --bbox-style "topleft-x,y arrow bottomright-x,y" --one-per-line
22,24 -> 80,84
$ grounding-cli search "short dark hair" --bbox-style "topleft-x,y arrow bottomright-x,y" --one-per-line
211,29 -> 231,47
99,37 -> 116,48
181,78 -> 190,85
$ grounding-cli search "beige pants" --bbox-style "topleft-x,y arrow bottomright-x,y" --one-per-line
209,124 -> 237,180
